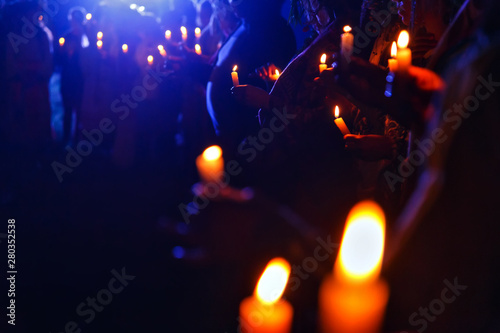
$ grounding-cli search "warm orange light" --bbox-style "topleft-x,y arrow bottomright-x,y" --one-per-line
195,27 -> 201,38
122,44 -> 128,53
96,40 -> 103,49
147,55 -> 153,65
334,105 -> 340,118
335,201 -> 386,284
391,41 -> 397,58
38,15 -> 43,21
232,65 -> 238,72
97,31 -> 103,40
343,25 -> 352,33
397,30 -> 409,49
202,145 -> 222,161
165,30 -> 172,40
275,69 -> 280,76
59,37 -> 65,47
255,258 -> 291,305
180,26 -> 187,39
86,13 -> 92,21
195,44 -> 202,55
320,53 -> 327,64
157,45 -> 164,52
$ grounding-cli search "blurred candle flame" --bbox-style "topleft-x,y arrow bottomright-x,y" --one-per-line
59,37 -> 65,47
343,25 -> 352,33
397,30 -> 409,49
391,41 -> 397,58
255,258 -> 291,305
320,53 -> 327,64
334,105 -> 340,118
122,44 -> 128,53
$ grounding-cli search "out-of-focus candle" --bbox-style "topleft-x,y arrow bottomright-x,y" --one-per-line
397,30 -> 411,72
97,31 -> 103,40
195,27 -> 201,39
319,200 -> 389,333
59,37 -> 65,47
165,30 -> 172,40
180,26 -> 187,41
239,258 -> 293,333
196,145 -> 224,183
147,55 -> 153,66
86,13 -> 92,21
96,40 -> 103,50
231,65 -> 239,86
319,53 -> 327,73
122,44 -> 128,53
388,41 -> 398,72
158,44 -> 167,57
269,69 -> 280,81
333,105 -> 350,136
195,44 -> 202,55
341,26 -> 354,60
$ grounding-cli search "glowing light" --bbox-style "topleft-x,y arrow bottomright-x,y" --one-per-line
397,30 -> 410,49
320,53 -> 327,64
96,40 -> 103,49
391,41 -> 397,58
38,15 -> 43,21
336,201 -> 386,283
122,44 -> 128,53
165,30 -> 171,40
147,55 -> 153,65
59,37 -> 65,47
275,69 -> 280,76
97,31 -> 103,40
334,105 -> 340,118
202,145 -> 222,161
86,13 -> 92,21
180,26 -> 187,35
343,25 -> 352,33
138,6 -> 145,12
195,27 -> 201,38
129,3 -> 137,10
255,258 -> 291,305
232,65 -> 238,72
157,45 -> 164,52
195,44 -> 202,55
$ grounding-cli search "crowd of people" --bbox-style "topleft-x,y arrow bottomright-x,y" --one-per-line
1,0 -> 500,331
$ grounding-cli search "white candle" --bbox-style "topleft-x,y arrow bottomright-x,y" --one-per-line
388,41 -> 398,72
334,105 -> 350,136
319,53 -> 327,73
196,145 -> 224,183
231,65 -> 240,86
319,201 -> 389,333
397,30 -> 411,72
341,26 -> 354,60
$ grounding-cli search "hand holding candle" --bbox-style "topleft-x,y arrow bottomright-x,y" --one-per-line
334,105 -> 350,136
239,258 -> 293,333
319,200 -> 389,333
397,30 -> 411,72
231,65 -> 240,86
269,69 -> 280,81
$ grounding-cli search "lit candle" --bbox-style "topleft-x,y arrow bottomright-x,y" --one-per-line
59,37 -> 65,47
388,41 -> 398,72
97,31 -> 103,40
195,44 -> 202,55
180,26 -> 187,41
158,44 -> 167,57
196,145 -> 224,183
86,13 -> 92,21
269,69 -> 280,81
319,200 -> 389,333
122,44 -> 128,53
147,55 -> 153,66
195,27 -> 201,39
165,30 -> 172,41
231,65 -> 240,87
96,40 -> 103,50
397,30 -> 411,72
239,258 -> 293,333
319,53 -> 327,74
341,26 -> 354,61
333,105 -> 350,136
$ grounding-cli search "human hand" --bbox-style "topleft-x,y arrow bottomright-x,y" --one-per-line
231,84 -> 271,109
344,134 -> 395,161
255,63 -> 282,81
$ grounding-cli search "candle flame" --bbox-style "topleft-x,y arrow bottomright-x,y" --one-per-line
122,44 -> 128,53
180,26 -> 187,35
195,44 -> 202,55
334,105 -> 340,118
275,69 -> 280,76
320,53 -> 327,64
202,145 -> 222,161
397,30 -> 409,49
391,41 -> 397,58
129,3 -> 137,10
165,30 -> 172,39
96,40 -> 103,49
195,27 -> 201,36
59,37 -> 65,46
255,258 -> 291,305
336,200 -> 386,283
343,25 -> 352,33
232,65 -> 238,72
86,13 -> 92,21
157,45 -> 164,52
147,55 -> 153,64
97,31 -> 103,40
